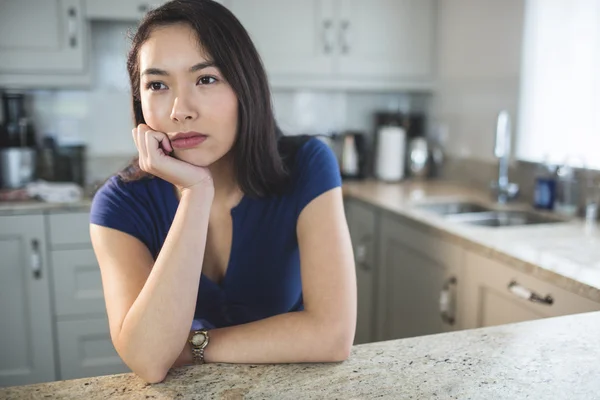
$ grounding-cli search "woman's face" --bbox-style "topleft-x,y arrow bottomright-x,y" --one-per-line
138,23 -> 238,167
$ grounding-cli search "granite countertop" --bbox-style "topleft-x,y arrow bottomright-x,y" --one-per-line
343,180 -> 600,303
2,311 -> 599,399
0,199 -> 92,215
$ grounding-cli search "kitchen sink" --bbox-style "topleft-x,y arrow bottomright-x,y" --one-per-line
416,202 -> 494,215
446,210 -> 566,227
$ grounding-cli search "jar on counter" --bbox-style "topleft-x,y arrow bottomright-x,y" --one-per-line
555,164 -> 579,217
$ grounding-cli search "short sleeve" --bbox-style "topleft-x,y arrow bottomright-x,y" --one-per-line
90,176 -> 156,254
294,138 -> 342,217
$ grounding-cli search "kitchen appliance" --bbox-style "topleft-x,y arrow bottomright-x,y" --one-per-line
55,143 -> 86,187
0,91 -> 38,188
0,148 -> 36,188
375,125 -> 406,182
332,131 -> 367,179
408,137 -> 430,179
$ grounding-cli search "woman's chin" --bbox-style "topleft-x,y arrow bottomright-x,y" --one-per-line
173,152 -> 213,168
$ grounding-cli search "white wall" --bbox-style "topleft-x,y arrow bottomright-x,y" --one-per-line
432,0 -> 525,162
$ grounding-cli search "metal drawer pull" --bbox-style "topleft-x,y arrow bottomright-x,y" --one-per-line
440,276 -> 457,325
339,20 -> 350,54
67,7 -> 78,48
322,20 -> 334,54
355,235 -> 372,271
508,281 -> 554,305
31,239 -> 42,280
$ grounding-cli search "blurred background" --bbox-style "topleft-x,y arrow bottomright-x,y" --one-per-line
1,0 -> 600,389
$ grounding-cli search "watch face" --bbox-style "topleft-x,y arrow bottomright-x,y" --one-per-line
191,333 -> 206,347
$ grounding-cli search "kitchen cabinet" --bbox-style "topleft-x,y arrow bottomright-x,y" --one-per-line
345,199 -> 379,345
0,0 -> 91,88
376,213 -> 463,342
56,317 -> 129,380
0,215 -> 56,387
46,211 -> 129,380
225,0 -> 336,78
337,0 -> 435,80
462,251 -> 600,329
223,0 -> 436,90
84,0 -> 167,21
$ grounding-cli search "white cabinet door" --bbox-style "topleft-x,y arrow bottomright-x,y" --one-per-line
462,251 -> 600,330
225,0 -> 336,78
56,318 -> 129,380
345,199 -> 378,345
0,0 -> 86,74
0,215 -> 56,387
84,0 -> 167,21
376,214 -> 463,342
338,0 -> 435,80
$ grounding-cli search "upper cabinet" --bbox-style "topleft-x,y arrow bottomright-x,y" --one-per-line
84,0 -> 167,21
337,0 -> 435,80
223,0 -> 436,91
0,0 -> 90,88
226,0 -> 336,78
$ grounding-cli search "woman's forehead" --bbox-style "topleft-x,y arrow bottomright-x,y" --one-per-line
139,24 -> 212,69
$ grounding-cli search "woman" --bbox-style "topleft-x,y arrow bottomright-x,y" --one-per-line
90,0 -> 356,384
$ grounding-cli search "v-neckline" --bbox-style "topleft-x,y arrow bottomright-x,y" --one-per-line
166,180 -> 248,290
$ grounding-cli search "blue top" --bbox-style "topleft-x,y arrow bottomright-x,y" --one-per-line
90,137 -> 341,329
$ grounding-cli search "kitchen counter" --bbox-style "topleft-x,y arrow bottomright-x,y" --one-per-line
343,180 -> 600,303
2,311 -> 599,399
0,199 -> 92,215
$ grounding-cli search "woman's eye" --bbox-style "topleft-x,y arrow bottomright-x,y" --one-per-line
198,76 -> 217,85
147,82 -> 166,91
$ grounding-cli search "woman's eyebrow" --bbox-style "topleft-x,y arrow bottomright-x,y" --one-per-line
141,61 -> 217,77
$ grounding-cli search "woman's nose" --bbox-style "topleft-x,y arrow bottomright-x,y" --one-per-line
170,95 -> 199,122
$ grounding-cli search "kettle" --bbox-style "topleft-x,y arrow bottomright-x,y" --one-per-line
334,132 -> 366,180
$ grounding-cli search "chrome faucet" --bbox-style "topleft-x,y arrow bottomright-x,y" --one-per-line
490,110 -> 519,204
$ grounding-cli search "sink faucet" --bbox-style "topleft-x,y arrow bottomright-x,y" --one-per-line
490,110 -> 519,204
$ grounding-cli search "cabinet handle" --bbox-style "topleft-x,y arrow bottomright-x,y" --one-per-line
355,235 -> 372,271
322,20 -> 334,54
67,7 -> 78,48
508,281 -> 554,305
339,20 -> 350,54
439,276 -> 457,325
31,239 -> 42,280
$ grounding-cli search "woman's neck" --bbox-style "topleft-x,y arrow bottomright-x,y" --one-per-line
206,152 -> 243,209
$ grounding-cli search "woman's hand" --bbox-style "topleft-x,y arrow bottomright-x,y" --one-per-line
132,124 -> 213,192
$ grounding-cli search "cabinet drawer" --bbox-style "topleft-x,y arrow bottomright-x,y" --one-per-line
48,212 -> 91,248
382,212 -> 463,267
464,252 -> 600,329
51,249 -> 106,317
56,318 -> 129,380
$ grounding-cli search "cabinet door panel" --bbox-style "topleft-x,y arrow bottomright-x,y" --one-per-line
346,199 -> 378,345
226,0 -> 335,77
56,318 -> 129,380
0,216 -> 55,387
0,0 -> 86,73
338,0 -> 435,79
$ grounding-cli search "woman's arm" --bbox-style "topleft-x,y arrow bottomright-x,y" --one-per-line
90,186 -> 213,383
180,187 -> 357,365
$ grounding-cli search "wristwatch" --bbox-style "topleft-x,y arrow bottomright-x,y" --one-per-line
189,329 -> 210,364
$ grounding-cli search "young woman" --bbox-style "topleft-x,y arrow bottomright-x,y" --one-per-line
90,0 -> 356,383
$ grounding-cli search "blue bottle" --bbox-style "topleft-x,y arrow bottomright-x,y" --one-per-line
534,159 -> 556,210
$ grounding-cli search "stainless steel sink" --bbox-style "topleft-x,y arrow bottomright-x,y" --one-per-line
446,210 -> 565,227
416,202 -> 494,215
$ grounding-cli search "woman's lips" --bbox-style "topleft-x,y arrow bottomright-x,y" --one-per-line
171,133 -> 207,149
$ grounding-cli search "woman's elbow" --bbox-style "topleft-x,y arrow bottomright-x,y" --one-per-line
138,368 -> 169,384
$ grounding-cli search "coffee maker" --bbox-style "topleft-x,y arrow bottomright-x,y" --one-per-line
0,91 -> 38,189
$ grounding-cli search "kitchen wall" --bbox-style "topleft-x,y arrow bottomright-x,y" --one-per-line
431,0 -> 525,162
28,22 -> 429,185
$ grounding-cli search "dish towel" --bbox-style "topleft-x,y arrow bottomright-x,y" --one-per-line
26,180 -> 84,203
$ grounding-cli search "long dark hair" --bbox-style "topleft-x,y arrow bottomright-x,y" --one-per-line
119,0 -> 289,197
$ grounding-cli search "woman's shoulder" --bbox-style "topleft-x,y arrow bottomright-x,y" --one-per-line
278,135 -> 337,175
